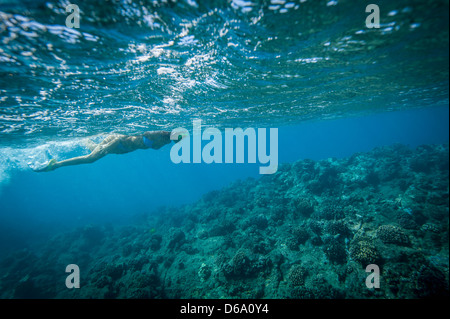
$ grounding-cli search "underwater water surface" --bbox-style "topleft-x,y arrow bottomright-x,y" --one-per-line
0,0 -> 448,299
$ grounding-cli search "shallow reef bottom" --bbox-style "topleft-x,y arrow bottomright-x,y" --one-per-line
0,143 -> 449,299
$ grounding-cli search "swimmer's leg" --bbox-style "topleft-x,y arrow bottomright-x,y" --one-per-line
34,135 -> 127,172
102,133 -> 124,144
84,133 -> 122,151
35,153 -> 101,172
35,141 -> 114,172
84,139 -> 98,152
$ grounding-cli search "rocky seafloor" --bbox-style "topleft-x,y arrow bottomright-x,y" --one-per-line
1,143 -> 449,299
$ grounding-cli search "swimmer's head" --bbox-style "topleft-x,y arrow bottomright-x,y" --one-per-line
170,129 -> 188,143
174,134 -> 184,143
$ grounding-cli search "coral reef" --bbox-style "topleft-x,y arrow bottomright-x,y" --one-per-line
324,238 -> 347,264
288,264 -> 307,287
376,225 -> 410,246
0,144 -> 448,299
349,239 -> 381,265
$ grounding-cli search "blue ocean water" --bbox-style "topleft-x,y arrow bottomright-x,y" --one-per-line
0,105 -> 447,257
0,0 -> 448,299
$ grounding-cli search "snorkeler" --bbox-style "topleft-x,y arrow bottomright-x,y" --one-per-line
35,131 -> 176,172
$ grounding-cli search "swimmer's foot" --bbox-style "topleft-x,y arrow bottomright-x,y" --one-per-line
34,159 -> 58,172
